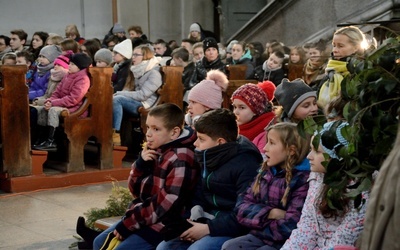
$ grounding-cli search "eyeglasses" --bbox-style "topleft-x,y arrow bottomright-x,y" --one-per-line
132,53 -> 143,57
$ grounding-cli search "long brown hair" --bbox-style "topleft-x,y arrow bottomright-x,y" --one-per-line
252,122 -> 310,207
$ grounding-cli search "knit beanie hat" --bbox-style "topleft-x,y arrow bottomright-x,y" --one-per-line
231,84 -> 268,116
188,69 -> 228,109
113,39 -> 133,59
94,48 -> 113,65
203,37 -> 219,51
70,53 -> 92,70
226,40 -> 238,54
190,23 -> 201,33
39,45 -> 62,63
275,78 -> 317,118
319,120 -> 350,160
112,23 -> 125,33
53,52 -> 71,69
257,80 -> 276,102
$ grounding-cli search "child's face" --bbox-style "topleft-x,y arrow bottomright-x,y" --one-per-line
194,132 -> 220,151
232,99 -> 255,125
231,44 -> 244,61
113,51 -> 125,64
292,96 -> 318,121
307,137 -> 327,173
96,61 -> 108,67
53,64 -> 65,71
290,50 -> 300,64
69,62 -> 80,73
193,47 -> 204,62
308,48 -> 321,63
80,45 -> 88,55
263,129 -> 287,167
3,58 -> 16,65
16,56 -> 29,66
145,115 -> 176,149
204,47 -> 218,62
129,30 -> 139,39
267,53 -> 282,70
187,100 -> 209,118
32,35 -> 44,49
38,55 -> 50,66
332,34 -> 358,60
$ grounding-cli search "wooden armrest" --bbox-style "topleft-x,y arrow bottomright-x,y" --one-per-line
94,216 -> 122,231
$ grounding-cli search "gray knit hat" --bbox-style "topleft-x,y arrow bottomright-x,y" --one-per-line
275,78 -> 316,118
39,45 -> 62,63
112,23 -> 125,33
94,48 -> 113,65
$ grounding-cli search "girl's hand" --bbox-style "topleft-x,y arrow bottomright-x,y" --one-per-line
44,101 -> 52,110
179,220 -> 210,242
140,146 -> 159,161
268,208 -> 286,220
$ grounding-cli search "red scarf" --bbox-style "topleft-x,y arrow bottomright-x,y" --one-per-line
239,112 -> 276,141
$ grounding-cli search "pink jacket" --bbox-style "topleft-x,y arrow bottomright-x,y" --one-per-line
47,68 -> 90,115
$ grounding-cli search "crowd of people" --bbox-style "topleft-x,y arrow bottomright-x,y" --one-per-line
0,22 -> 387,250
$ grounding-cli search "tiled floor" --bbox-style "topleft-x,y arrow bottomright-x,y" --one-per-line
0,181 -> 127,250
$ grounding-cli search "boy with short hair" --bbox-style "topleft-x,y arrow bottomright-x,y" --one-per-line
93,103 -> 200,249
157,108 -> 262,250
16,51 -> 36,85
10,29 -> 28,52
254,50 -> 285,86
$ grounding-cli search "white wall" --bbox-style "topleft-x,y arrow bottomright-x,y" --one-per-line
0,0 -> 112,41
0,0 -> 214,43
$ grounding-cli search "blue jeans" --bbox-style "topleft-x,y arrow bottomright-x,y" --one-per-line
113,95 -> 143,130
93,222 -> 159,250
221,234 -> 277,250
156,236 -> 232,250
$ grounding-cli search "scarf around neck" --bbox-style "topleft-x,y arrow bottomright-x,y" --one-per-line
239,112 -> 275,141
131,57 -> 160,79
50,68 -> 68,81
195,141 -> 238,177
36,62 -> 54,76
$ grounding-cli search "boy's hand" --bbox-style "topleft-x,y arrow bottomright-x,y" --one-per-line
180,219 -> 210,242
267,208 -> 286,220
140,146 -> 159,161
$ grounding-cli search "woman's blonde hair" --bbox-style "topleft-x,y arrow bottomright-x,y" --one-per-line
252,122 -> 310,207
135,44 -> 154,60
334,26 -> 365,56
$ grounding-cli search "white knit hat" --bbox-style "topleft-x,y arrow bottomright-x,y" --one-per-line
113,39 -> 132,59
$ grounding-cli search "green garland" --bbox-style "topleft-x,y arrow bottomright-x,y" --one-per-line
298,36 -> 400,210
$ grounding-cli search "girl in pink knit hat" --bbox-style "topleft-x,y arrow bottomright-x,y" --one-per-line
231,81 -> 276,156
185,69 -> 228,127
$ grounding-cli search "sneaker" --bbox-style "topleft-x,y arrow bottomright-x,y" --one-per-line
33,139 -> 57,152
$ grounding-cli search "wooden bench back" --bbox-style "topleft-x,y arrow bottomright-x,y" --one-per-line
0,65 -> 32,177
226,64 -> 247,80
137,66 -> 184,134
61,67 -> 114,172
222,64 -> 258,109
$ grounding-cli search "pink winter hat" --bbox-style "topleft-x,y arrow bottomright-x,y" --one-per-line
188,70 -> 228,109
54,51 -> 72,69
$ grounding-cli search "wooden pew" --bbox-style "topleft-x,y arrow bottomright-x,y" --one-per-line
60,67 -> 114,172
120,66 -> 184,157
137,66 -> 184,134
222,64 -> 258,109
0,65 -> 32,177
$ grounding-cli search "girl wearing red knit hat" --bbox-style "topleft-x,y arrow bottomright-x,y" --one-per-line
231,81 -> 276,156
